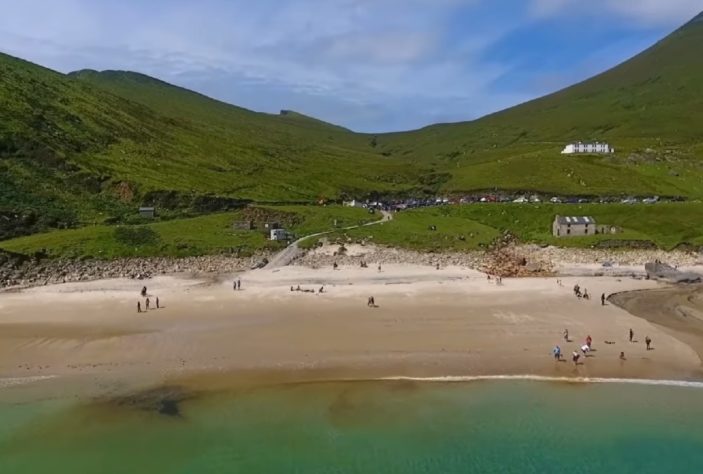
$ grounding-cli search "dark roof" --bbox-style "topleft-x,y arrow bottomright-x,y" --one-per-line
555,215 -> 596,225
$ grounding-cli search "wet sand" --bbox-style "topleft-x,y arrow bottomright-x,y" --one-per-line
1,265 -> 701,401
610,285 -> 703,363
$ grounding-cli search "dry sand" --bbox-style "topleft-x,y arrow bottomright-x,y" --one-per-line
1,264 -> 701,400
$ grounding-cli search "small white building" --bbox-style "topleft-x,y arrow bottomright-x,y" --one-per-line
270,228 -> 288,241
343,200 -> 365,208
561,142 -> 614,154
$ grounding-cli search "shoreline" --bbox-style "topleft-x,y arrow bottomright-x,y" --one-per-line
4,370 -> 703,408
2,264 -> 703,402
2,243 -> 702,291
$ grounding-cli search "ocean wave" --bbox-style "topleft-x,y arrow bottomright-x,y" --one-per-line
379,374 -> 703,389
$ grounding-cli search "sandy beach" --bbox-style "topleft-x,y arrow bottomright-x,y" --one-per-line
2,261 -> 702,402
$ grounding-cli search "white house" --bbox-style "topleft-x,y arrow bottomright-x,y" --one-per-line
561,142 -> 614,154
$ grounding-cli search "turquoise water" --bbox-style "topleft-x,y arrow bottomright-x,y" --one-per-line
1,380 -> 703,473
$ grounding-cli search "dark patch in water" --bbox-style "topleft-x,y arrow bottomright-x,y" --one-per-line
105,386 -> 193,419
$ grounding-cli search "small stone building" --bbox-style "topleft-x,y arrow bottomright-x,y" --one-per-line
270,228 -> 288,241
233,220 -> 254,230
552,215 -> 596,237
139,207 -> 156,219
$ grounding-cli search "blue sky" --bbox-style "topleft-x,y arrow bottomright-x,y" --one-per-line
0,0 -> 701,132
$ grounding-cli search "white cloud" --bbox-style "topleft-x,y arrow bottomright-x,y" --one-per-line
0,0 -> 699,131
530,0 -> 702,26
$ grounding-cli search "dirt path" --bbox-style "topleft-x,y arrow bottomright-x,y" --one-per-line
265,211 -> 392,268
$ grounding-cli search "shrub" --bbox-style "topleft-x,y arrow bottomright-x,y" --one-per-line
113,226 -> 160,247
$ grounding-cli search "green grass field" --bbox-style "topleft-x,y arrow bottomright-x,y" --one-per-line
3,203 -> 701,258
326,203 -> 703,252
0,206 -> 378,258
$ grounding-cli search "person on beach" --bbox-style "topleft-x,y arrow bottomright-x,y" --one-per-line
583,289 -> 589,300
553,345 -> 562,361
601,293 -> 606,306
581,344 -> 590,356
237,279 -> 241,290
572,351 -> 580,365
233,280 -> 237,291
629,328 -> 634,342
319,286 -> 324,294
333,262 -> 338,270
145,298 -> 150,311
137,301 -> 142,313
563,329 -> 569,342
378,264 -> 382,272
620,351 -> 626,360
645,336 -> 652,350
573,284 -> 580,297
141,286 -> 147,297
156,297 -> 160,309
586,335 -> 592,349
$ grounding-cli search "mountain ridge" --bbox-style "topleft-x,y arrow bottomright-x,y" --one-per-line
2,11 -> 703,240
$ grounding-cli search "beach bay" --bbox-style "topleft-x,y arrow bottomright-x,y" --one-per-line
2,264 -> 703,473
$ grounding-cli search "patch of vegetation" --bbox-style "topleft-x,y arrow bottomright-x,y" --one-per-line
0,206 -> 378,258
334,203 -> 703,251
113,226 -> 160,247
334,208 -> 501,251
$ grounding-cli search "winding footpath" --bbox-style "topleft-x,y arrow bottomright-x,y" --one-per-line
265,211 -> 393,268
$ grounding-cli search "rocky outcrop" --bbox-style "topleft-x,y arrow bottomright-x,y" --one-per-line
294,245 -> 486,269
0,254 -> 269,289
645,261 -> 702,284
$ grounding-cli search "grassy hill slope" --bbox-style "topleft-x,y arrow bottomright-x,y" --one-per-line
2,11 -> 703,246
377,12 -> 703,196
1,53 -> 427,238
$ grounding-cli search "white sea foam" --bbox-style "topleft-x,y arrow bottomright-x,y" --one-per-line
379,374 -> 703,389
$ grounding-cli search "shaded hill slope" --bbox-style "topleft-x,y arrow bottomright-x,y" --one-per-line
1,53 -> 425,238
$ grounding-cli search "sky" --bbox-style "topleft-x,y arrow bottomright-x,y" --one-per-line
0,0 -> 701,132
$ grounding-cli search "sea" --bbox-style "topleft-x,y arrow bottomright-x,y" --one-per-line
1,378 -> 703,473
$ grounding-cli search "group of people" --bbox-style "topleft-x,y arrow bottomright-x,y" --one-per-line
573,284 -> 589,300
572,283 -> 609,306
136,286 -> 160,313
555,328 -> 653,365
358,261 -> 383,272
487,274 -> 503,285
232,279 -> 242,291
291,285 -> 325,294
629,328 -> 653,350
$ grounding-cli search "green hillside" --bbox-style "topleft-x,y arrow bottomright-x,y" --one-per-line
378,12 -> 703,195
333,203 -> 703,252
2,11 -> 703,247
0,54 -> 426,239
